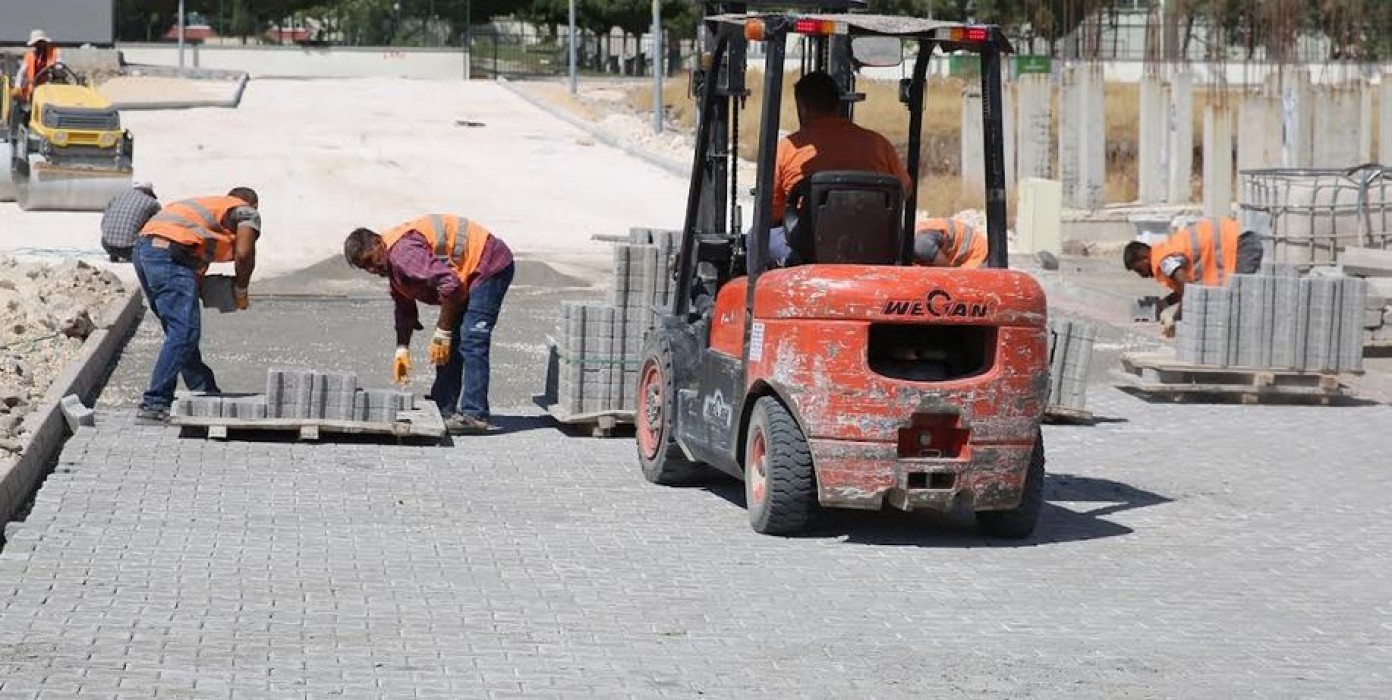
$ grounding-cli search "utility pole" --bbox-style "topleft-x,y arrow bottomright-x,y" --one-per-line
651,0 -> 662,134
178,0 -> 186,71
568,0 -> 578,94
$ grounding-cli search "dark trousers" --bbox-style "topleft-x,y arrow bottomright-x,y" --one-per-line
431,262 -> 515,421
1236,231 -> 1263,274
132,237 -> 220,411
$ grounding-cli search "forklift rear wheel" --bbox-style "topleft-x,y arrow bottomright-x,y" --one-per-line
744,396 -> 815,535
975,431 -> 1045,539
636,335 -> 706,485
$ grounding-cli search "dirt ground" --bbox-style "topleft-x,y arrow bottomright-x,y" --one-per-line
0,258 -> 126,457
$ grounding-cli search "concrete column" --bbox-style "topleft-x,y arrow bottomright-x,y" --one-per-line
1237,93 -> 1280,173
1312,84 -> 1364,167
1381,73 -> 1392,164
1138,73 -> 1169,203
1280,69 -> 1313,168
960,87 -> 985,203
1360,81 -> 1375,163
1167,70 -> 1193,205
1015,73 -> 1052,180
1059,62 -> 1105,209
1203,103 -> 1234,218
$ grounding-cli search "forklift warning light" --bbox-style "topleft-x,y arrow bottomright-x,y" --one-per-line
792,18 -> 847,36
949,26 -> 991,42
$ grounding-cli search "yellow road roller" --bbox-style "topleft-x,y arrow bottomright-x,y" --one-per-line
1,62 -> 134,211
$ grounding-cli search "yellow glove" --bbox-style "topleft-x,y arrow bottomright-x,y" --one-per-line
428,328 -> 452,366
393,346 -> 412,384
234,286 -> 250,311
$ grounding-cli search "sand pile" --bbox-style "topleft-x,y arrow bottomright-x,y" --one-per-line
0,258 -> 126,458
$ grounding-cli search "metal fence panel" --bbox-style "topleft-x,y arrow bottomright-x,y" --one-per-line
1239,165 -> 1392,267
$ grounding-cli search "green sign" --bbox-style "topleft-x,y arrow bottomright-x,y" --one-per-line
1015,55 -> 1052,75
947,54 -> 980,76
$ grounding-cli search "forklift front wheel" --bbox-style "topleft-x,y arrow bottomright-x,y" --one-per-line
636,335 -> 706,485
744,396 -> 815,535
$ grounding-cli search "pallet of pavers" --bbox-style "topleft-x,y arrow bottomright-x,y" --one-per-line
1114,264 -> 1357,405
170,368 -> 445,441
1044,318 -> 1097,424
538,227 -> 678,436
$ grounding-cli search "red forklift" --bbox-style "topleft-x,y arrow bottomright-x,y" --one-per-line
636,1 -> 1050,537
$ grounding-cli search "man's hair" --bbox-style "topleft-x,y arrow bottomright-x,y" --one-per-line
343,227 -> 380,266
794,71 -> 840,115
1123,241 -> 1152,270
227,187 -> 258,207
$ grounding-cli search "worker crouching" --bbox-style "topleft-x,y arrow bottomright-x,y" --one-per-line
1123,216 -> 1264,336
344,215 -> 515,435
913,217 -> 987,268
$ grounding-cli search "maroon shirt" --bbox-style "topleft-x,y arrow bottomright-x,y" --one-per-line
387,230 -> 514,337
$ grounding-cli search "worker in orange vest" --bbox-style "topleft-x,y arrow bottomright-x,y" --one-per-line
913,217 -> 988,268
133,187 -> 262,422
343,215 -> 515,435
10,29 -> 62,106
1123,216 -> 1263,335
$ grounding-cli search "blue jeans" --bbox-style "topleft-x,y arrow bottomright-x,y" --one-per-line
133,237 -> 219,411
431,262 -> 514,421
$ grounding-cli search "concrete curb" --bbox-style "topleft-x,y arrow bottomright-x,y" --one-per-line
108,65 -> 251,111
498,81 -> 690,179
0,289 -> 144,532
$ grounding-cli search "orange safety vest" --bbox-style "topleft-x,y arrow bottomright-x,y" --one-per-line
915,217 -> 987,268
1150,217 -> 1241,292
380,214 -> 491,288
18,47 -> 61,102
140,196 -> 251,264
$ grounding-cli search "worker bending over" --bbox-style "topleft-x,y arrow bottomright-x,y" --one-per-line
134,187 -> 261,422
1123,216 -> 1263,334
913,217 -> 987,268
101,182 -> 160,262
768,71 -> 911,265
343,215 -> 515,435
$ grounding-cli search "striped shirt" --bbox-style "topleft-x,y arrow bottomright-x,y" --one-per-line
387,230 -> 514,336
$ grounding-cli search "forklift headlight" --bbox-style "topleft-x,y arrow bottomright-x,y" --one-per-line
98,132 -> 118,148
744,19 -> 766,42
50,130 -> 69,146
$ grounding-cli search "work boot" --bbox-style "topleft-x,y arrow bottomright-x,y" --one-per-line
135,405 -> 170,424
444,414 -> 494,435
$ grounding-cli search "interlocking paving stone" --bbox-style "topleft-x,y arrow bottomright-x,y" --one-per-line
0,389 -> 1389,697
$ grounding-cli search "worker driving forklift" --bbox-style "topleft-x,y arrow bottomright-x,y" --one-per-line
635,1 -> 1051,537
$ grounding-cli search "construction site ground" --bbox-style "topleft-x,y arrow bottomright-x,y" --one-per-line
0,77 -> 1390,696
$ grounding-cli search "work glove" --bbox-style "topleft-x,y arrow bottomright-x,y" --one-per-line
234,286 -> 250,311
428,328 -> 452,366
393,346 -> 412,385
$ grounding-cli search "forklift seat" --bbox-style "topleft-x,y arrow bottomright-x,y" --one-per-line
785,171 -> 905,266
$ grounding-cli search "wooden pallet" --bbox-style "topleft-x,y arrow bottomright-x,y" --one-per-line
1113,351 -> 1349,405
171,406 -> 447,442
536,399 -> 634,438
1044,405 -> 1095,425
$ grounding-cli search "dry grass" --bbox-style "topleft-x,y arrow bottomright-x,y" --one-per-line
625,74 -> 1245,213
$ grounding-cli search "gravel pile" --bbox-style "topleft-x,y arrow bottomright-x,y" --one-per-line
0,258 -> 126,459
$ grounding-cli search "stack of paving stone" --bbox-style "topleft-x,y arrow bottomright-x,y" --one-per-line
1046,318 -> 1096,413
1174,264 -> 1366,373
1337,247 -> 1392,348
173,369 -> 414,422
550,228 -> 679,416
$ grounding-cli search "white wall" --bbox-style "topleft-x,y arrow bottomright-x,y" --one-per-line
117,43 -> 470,80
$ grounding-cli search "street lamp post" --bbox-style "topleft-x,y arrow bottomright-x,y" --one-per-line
178,0 -> 186,71
568,0 -> 578,94
651,0 -> 662,134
